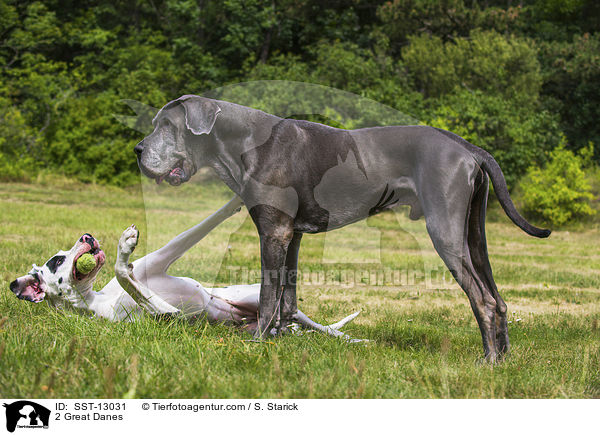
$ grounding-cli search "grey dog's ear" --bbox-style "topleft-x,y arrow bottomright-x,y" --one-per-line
180,96 -> 221,136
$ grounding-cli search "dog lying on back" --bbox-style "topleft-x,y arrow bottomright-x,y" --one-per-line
9,197 -> 360,339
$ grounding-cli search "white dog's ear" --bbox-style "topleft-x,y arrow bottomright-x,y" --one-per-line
181,97 -> 221,136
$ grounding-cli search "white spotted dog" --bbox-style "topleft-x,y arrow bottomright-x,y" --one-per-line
9,197 -> 361,339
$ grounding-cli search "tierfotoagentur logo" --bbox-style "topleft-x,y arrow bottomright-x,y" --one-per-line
3,401 -> 50,433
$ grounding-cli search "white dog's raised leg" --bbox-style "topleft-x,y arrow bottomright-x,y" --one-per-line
141,196 -> 244,273
115,225 -> 180,316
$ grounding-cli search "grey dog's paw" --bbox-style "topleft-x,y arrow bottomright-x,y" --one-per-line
119,224 -> 139,254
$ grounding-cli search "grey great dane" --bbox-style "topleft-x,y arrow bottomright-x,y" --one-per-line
134,94 -> 550,362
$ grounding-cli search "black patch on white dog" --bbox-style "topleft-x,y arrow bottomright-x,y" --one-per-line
46,255 -> 66,274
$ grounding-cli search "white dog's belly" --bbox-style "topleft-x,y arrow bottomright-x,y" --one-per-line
152,277 -> 259,322
207,283 -> 260,310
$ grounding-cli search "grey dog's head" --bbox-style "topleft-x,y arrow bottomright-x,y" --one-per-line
134,95 -> 221,186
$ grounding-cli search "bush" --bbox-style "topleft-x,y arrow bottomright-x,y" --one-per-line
519,139 -> 596,227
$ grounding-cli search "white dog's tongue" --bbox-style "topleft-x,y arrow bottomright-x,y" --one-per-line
20,282 -> 43,303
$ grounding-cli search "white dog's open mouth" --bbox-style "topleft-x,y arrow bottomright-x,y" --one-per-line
72,240 -> 106,281
15,274 -> 45,303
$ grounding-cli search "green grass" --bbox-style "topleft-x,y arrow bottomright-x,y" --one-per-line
1,178 -> 599,398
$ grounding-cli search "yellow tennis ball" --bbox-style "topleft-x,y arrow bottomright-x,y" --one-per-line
76,253 -> 96,274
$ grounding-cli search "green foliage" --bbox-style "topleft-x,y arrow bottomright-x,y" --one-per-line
0,0 -> 597,192
0,97 -> 38,181
520,139 -> 596,227
378,0 -> 475,49
402,30 -> 542,103
539,33 -> 600,153
46,94 -> 141,186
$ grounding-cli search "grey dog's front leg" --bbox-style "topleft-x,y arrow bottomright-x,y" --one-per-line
250,205 -> 295,339
256,234 -> 289,338
279,232 -> 302,332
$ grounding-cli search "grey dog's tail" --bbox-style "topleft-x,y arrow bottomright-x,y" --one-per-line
480,153 -> 551,238
435,128 -> 551,238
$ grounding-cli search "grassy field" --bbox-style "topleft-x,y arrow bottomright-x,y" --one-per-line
1,177 -> 599,398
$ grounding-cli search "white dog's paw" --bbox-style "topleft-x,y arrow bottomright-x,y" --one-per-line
119,224 -> 139,254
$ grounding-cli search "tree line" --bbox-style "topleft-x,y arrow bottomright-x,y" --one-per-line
1,1 -> 598,224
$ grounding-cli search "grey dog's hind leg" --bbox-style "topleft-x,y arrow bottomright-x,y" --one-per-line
422,177 -> 499,362
467,175 -> 510,357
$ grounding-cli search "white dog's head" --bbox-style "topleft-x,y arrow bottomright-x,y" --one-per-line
9,233 -> 106,306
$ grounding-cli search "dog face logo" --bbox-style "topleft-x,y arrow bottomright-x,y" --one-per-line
3,401 -> 50,432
